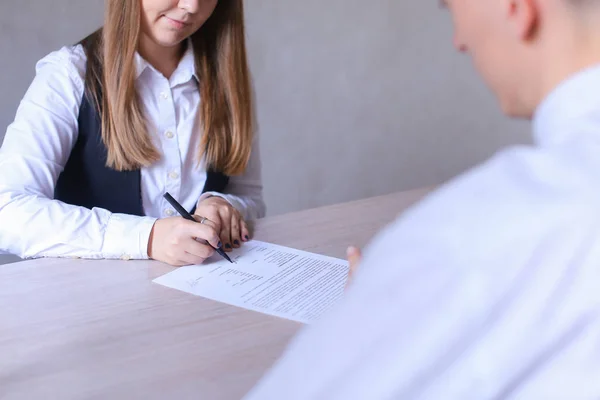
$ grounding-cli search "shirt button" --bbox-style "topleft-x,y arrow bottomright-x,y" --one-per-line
165,209 -> 175,217
169,171 -> 179,180
160,92 -> 169,100
165,131 -> 174,139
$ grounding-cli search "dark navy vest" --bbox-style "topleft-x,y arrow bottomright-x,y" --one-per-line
54,93 -> 229,215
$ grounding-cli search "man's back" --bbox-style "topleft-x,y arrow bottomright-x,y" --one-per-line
245,65 -> 600,400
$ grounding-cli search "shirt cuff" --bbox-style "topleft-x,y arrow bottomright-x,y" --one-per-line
101,213 -> 157,260
198,192 -> 244,213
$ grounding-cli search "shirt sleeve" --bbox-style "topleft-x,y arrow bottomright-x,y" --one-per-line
0,46 -> 156,260
243,145 -> 600,399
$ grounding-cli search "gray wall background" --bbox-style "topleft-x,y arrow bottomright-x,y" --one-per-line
0,1 -> 530,263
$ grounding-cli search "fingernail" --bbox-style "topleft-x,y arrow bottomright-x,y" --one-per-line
245,235 -> 249,241
225,243 -> 232,249
234,240 -> 240,246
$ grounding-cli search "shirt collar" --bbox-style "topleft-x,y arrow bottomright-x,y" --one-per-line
533,63 -> 600,147
134,38 -> 198,84
134,51 -> 150,80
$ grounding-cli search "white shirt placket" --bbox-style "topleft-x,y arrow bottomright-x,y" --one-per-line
158,83 -> 182,218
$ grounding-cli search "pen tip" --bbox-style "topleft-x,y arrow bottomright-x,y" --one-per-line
220,250 -> 233,263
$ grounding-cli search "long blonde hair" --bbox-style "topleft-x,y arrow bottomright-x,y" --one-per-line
81,0 -> 253,176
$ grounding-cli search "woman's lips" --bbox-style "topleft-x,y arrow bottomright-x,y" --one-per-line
163,16 -> 190,30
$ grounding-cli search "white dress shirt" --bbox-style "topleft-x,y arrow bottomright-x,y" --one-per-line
0,43 -> 265,260
245,66 -> 600,400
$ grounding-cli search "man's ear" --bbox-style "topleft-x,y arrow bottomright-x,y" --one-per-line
507,0 -> 539,40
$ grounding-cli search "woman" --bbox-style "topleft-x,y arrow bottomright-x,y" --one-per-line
0,0 -> 265,266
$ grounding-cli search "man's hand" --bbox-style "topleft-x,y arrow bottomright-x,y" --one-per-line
345,246 -> 362,289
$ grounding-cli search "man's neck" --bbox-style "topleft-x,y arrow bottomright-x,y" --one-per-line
536,14 -> 600,108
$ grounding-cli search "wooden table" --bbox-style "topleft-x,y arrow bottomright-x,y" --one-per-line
0,188 -> 431,400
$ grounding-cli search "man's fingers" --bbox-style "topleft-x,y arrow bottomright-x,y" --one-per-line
346,246 -> 362,277
345,246 -> 361,290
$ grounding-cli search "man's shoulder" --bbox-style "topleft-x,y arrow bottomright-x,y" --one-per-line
408,143 -> 598,229
362,144 -> 600,274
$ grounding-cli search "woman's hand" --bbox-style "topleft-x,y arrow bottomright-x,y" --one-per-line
194,196 -> 250,252
345,246 -> 362,289
147,217 -> 222,266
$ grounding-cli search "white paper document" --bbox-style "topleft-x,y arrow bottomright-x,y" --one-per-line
153,241 -> 349,324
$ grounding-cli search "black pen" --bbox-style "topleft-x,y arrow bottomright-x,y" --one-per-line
163,192 -> 234,264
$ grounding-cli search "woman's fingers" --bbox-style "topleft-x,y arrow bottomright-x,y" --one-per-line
183,220 -> 221,249
241,219 -> 250,242
177,238 -> 215,265
231,213 -> 243,248
195,202 -> 222,231
192,197 -> 249,253
148,217 -> 220,266
193,215 -> 218,231
218,207 -> 233,251
176,252 -> 206,267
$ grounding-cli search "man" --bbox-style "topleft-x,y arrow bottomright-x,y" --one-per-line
245,0 -> 600,398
